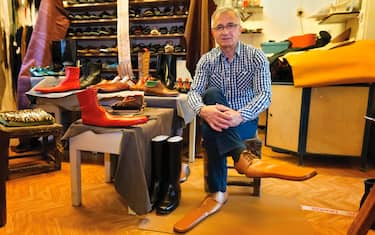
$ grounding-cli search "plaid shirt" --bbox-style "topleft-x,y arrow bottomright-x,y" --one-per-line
187,42 -> 272,122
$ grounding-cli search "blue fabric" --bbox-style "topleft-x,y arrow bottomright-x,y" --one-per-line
201,87 -> 258,193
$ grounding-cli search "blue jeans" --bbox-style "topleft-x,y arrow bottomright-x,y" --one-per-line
201,87 -> 258,193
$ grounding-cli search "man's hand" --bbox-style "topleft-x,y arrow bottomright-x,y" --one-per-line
199,104 -> 243,132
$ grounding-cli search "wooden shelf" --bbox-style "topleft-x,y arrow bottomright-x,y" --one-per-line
70,18 -> 117,25
69,35 -> 117,40
319,11 -> 360,24
130,33 -> 184,39
64,2 -> 117,11
129,0 -> 187,7
130,15 -> 187,23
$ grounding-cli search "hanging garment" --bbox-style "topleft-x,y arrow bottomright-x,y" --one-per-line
16,0 -> 69,109
184,0 -> 216,76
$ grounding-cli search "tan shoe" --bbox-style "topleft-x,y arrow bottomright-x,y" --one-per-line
144,80 -> 178,97
173,192 -> 228,233
234,150 -> 317,181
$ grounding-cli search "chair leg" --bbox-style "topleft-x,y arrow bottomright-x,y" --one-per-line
347,186 -> 375,235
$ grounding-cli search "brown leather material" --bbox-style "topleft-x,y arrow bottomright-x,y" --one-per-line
111,94 -> 144,110
173,192 -> 227,233
144,80 -> 178,97
130,76 -> 150,91
234,150 -> 317,181
90,81 -> 130,93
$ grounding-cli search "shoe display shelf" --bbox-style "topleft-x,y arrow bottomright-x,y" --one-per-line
129,0 -> 189,78
64,0 -> 119,79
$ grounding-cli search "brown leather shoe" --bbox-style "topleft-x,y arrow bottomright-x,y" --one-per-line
111,94 -> 144,110
91,81 -> 130,93
234,150 -> 317,181
174,191 -> 228,233
144,80 -> 178,97
130,76 -> 150,91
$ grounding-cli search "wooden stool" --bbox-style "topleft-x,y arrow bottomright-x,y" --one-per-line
0,123 -> 63,227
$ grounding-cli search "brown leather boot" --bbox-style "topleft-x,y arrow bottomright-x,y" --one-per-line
144,80 -> 178,97
173,191 -> 228,233
234,150 -> 317,181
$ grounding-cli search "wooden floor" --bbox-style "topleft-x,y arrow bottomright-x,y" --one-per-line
1,134 -> 375,235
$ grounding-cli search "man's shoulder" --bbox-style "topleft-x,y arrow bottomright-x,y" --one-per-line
200,48 -> 221,62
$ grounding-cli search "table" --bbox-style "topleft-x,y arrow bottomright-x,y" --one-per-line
62,108 -> 175,215
0,123 -> 63,227
26,82 -> 197,162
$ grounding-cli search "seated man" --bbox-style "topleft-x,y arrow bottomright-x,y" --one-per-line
174,6 -> 316,233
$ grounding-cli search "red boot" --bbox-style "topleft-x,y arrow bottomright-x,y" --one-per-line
35,66 -> 81,93
76,87 -> 148,127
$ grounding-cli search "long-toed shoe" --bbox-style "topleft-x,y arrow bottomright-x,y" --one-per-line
234,150 -> 317,181
173,191 -> 228,233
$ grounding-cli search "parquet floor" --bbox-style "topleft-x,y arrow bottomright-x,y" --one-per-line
1,134 -> 375,235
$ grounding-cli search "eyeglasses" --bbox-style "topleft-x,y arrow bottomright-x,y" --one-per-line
212,23 -> 239,32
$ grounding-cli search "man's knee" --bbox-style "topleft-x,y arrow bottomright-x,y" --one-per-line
202,87 -> 226,105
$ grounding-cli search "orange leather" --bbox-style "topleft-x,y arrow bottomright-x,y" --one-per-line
76,87 -> 148,127
174,192 -> 227,233
35,66 -> 80,93
234,150 -> 317,181
288,33 -> 316,48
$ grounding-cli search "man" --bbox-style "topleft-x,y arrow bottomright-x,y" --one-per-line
174,7 -> 316,233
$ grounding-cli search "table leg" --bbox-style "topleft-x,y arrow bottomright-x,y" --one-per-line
69,146 -> 82,206
188,116 -> 196,163
104,153 -> 111,183
0,135 -> 9,226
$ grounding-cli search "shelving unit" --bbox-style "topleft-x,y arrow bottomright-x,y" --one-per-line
129,0 -> 190,78
65,1 -> 118,79
318,11 -> 360,24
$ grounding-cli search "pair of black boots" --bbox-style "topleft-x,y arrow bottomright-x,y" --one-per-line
150,135 -> 183,215
156,54 -> 177,90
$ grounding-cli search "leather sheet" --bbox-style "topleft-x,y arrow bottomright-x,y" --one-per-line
285,40 -> 375,87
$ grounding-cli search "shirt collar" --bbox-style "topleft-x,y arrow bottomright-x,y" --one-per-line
217,42 -> 241,61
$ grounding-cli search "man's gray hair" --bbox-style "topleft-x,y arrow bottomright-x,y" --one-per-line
211,7 -> 242,28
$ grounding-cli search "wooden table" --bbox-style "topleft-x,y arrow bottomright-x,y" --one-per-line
0,123 -> 63,227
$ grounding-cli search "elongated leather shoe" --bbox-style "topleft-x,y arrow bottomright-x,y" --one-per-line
144,80 -> 178,97
173,191 -> 228,233
234,150 -> 317,181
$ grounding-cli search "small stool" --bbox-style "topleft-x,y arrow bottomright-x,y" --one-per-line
0,123 -> 63,227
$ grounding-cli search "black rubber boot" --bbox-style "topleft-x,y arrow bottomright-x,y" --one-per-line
150,135 -> 169,207
156,136 -> 183,215
51,39 -> 76,71
162,54 -> 177,90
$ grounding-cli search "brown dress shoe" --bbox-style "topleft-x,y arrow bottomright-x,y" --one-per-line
234,150 -> 317,181
144,80 -> 178,97
111,94 -> 144,110
174,192 -> 228,233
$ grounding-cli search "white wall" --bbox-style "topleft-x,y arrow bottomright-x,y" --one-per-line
216,0 -> 344,47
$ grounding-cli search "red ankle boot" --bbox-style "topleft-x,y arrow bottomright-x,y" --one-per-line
35,66 -> 81,93
76,87 -> 148,127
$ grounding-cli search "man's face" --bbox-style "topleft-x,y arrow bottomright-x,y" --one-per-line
211,11 -> 242,49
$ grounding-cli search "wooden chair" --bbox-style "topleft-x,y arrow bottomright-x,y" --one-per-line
347,185 -> 375,235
